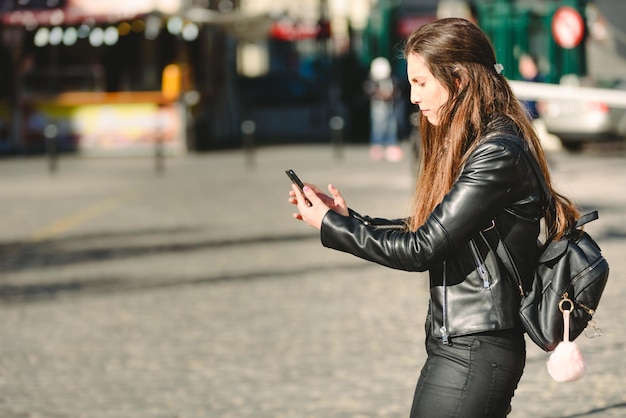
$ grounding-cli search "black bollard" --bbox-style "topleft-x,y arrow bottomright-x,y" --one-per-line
329,116 -> 344,161
44,123 -> 58,174
241,120 -> 256,169
155,115 -> 166,175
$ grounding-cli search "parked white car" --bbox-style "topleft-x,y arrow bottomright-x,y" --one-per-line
538,77 -> 626,151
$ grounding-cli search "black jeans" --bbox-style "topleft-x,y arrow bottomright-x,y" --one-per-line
410,327 -> 526,418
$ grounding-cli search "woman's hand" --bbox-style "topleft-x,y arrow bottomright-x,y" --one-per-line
289,183 -> 349,230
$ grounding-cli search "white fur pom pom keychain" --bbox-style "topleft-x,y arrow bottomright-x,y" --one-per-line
546,297 -> 587,382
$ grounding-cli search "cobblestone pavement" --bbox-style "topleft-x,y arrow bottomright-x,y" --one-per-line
0,143 -> 625,418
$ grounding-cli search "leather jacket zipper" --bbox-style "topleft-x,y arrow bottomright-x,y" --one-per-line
469,240 -> 491,289
441,261 -> 450,345
440,243 -> 490,346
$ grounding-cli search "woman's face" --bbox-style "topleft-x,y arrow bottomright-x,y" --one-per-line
406,53 -> 450,126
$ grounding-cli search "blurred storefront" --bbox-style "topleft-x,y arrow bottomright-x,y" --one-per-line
0,0 -> 201,155
0,0 -> 194,155
0,0 -> 357,152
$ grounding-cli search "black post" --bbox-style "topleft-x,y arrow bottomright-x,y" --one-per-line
329,116 -> 344,160
155,110 -> 165,175
241,120 -> 256,168
44,122 -> 58,174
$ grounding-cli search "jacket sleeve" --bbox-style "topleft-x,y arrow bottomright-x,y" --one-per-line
320,138 -> 530,272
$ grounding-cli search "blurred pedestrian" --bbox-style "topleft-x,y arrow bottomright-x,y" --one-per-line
518,53 -> 543,120
517,53 -> 562,151
288,18 -> 580,417
364,57 -> 404,161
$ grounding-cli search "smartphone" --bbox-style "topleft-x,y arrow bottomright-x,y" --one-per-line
286,169 -> 312,206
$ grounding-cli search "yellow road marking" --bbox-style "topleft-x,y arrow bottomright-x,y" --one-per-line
30,192 -> 135,242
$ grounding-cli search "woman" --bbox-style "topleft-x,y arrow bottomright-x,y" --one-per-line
288,18 -> 579,417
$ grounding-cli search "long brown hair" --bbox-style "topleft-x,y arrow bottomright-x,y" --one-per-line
404,18 -> 578,238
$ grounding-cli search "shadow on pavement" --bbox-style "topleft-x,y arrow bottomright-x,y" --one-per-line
0,228 -> 316,272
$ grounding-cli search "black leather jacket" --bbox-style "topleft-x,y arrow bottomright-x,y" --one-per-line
320,119 -> 546,343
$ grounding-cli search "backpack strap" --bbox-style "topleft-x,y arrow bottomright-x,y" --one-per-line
484,133 -> 553,212
575,210 -> 599,228
479,133 -> 550,296
483,134 -> 601,297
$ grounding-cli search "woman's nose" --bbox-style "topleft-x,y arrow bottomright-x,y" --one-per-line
410,89 -> 420,104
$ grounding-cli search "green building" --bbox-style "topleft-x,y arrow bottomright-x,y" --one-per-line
357,0 -> 589,84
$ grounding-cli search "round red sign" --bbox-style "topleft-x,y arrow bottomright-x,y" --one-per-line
552,6 -> 585,49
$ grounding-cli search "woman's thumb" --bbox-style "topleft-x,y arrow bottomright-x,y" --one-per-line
302,185 -> 316,206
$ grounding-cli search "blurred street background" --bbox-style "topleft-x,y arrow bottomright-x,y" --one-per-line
1,0 -> 626,417
1,0 -> 626,156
